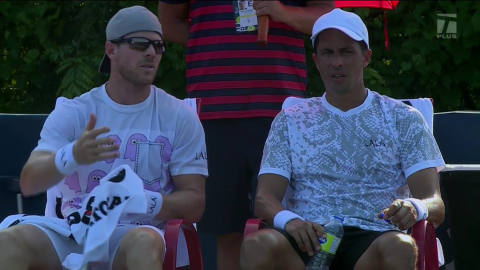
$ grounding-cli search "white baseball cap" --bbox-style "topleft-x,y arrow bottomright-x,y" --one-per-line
310,8 -> 369,49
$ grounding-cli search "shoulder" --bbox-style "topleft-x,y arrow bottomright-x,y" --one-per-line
282,97 -> 323,118
370,91 -> 425,126
153,86 -> 199,123
49,87 -> 102,121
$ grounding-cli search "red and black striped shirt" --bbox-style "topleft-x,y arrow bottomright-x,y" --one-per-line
162,0 -> 309,120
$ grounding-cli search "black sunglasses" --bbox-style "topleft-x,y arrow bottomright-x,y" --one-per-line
110,37 -> 165,54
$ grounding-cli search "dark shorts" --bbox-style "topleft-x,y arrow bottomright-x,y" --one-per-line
273,226 -> 398,270
196,117 -> 274,234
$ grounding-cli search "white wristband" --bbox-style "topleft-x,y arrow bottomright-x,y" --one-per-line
55,141 -> 79,175
273,210 -> 304,230
145,190 -> 163,218
404,198 -> 429,221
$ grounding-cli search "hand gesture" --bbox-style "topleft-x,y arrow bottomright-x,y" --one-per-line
253,0 -> 286,22
285,219 -> 325,256
73,114 -> 120,164
378,199 -> 418,230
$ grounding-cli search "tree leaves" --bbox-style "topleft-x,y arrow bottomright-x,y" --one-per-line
0,1 -> 479,113
23,49 -> 39,63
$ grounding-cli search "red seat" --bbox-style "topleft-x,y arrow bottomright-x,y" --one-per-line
164,219 -> 204,270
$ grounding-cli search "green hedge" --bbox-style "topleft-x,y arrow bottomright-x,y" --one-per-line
1,1 -> 479,113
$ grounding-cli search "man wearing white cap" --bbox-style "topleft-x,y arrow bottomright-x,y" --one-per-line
0,6 -> 207,270
240,8 -> 445,270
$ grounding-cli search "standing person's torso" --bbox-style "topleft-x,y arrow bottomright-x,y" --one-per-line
186,1 -> 309,120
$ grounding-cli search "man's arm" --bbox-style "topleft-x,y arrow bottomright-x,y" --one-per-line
396,105 -> 446,228
154,102 -> 208,222
252,111 -> 293,226
254,174 -> 289,226
156,174 -> 205,222
20,100 -> 81,196
20,151 -> 65,196
158,0 -> 190,45
255,1 -> 335,35
407,168 -> 445,228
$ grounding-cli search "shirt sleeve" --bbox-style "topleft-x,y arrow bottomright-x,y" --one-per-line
258,111 -> 292,181
34,97 -> 83,153
395,105 -> 446,179
169,103 -> 208,177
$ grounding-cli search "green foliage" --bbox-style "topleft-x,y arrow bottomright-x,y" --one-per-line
0,1 -> 479,113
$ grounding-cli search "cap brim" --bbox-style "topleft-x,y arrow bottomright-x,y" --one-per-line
311,26 -> 364,47
98,53 -> 111,74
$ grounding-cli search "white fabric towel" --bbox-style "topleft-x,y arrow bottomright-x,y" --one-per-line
400,98 -> 434,132
62,165 -> 149,270
182,98 -> 198,114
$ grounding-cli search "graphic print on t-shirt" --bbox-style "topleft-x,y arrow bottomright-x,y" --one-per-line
105,134 -> 122,164
65,172 -> 81,193
123,133 -> 173,192
61,131 -> 173,196
61,197 -> 82,212
86,170 -> 107,192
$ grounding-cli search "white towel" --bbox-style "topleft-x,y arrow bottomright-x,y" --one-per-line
62,165 -> 149,270
282,96 -> 310,110
401,98 -> 434,132
183,98 -> 198,114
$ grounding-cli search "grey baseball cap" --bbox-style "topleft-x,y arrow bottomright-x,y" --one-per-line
98,5 -> 163,74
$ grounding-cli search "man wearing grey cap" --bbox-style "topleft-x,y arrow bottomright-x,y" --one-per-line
0,6 -> 207,270
241,8 -> 445,270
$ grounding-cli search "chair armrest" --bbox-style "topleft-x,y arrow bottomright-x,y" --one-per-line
0,176 -> 21,193
410,220 -> 438,270
164,219 -> 203,270
243,218 -> 268,238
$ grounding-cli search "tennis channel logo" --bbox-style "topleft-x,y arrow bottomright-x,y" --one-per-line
437,14 -> 457,39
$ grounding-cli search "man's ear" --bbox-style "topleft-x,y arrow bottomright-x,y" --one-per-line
106,41 -> 116,60
312,53 -> 320,71
363,49 -> 372,68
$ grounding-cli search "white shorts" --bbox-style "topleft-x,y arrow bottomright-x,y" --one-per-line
26,223 -> 190,270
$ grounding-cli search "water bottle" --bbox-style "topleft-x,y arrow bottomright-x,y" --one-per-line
306,216 -> 344,270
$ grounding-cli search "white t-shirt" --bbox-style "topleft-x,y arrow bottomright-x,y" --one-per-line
34,84 -> 208,227
259,90 -> 445,232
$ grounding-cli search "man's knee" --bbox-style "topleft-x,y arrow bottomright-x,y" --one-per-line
240,229 -> 302,269
379,233 -> 418,267
0,225 -> 60,268
119,227 -> 165,256
241,230 -> 278,259
0,229 -> 26,258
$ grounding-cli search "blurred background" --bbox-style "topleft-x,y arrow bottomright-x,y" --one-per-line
0,1 -> 479,114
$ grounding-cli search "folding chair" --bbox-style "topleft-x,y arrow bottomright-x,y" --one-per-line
1,98 -> 204,270
244,96 -> 442,270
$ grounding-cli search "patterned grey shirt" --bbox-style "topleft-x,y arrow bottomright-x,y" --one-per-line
259,90 -> 445,232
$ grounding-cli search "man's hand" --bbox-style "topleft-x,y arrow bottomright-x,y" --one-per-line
379,199 -> 418,231
73,113 -> 120,164
285,219 -> 325,256
253,0 -> 286,23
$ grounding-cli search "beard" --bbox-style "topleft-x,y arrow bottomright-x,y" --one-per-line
116,64 -> 156,87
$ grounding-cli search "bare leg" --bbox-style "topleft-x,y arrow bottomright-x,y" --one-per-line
112,227 -> 165,270
0,224 -> 63,270
354,232 -> 418,270
240,229 -> 306,270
